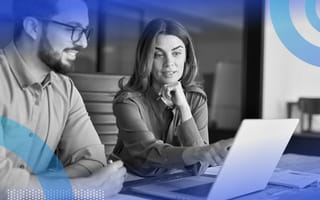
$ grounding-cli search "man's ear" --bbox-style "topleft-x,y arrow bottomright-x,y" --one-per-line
22,17 -> 41,40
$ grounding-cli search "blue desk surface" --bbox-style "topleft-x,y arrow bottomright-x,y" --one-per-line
119,153 -> 320,200
237,153 -> 320,200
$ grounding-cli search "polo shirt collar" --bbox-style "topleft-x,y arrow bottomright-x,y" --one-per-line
4,41 -> 54,89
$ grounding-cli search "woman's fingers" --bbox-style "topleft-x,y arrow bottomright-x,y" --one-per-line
208,146 -> 223,165
198,145 -> 223,166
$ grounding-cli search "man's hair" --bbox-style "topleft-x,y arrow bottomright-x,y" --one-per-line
12,0 -> 59,39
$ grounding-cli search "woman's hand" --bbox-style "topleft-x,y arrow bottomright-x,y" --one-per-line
160,82 -> 192,122
182,138 -> 234,167
160,81 -> 188,108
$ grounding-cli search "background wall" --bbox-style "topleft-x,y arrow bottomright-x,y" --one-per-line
0,0 -> 244,76
263,0 -> 320,130
193,31 -> 242,74
97,0 -> 244,76
0,0 -> 246,134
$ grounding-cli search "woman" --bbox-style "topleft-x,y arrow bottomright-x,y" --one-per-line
111,18 -> 231,177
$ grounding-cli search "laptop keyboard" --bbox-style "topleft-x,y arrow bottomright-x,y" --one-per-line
172,183 -> 213,197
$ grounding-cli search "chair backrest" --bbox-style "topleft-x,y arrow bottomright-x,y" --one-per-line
210,61 -> 242,129
69,73 -> 126,157
298,97 -> 320,132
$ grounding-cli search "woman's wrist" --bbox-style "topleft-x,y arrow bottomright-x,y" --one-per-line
178,104 -> 192,122
182,147 -> 197,166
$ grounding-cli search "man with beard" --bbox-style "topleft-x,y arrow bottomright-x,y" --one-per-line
0,0 -> 126,199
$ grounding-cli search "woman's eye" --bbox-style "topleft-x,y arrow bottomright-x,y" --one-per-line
172,51 -> 182,56
154,52 -> 164,58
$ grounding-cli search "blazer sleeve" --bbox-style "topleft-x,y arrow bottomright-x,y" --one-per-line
177,89 -> 210,175
113,93 -> 186,172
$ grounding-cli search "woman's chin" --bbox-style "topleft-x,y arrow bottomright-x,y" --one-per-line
161,78 -> 179,85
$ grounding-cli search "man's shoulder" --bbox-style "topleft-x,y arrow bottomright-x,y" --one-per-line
51,72 -> 73,85
0,49 -> 8,66
0,49 -> 11,76
51,72 -> 78,94
54,73 -> 72,83
50,73 -> 84,107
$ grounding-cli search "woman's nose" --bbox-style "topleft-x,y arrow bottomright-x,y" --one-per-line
164,55 -> 174,67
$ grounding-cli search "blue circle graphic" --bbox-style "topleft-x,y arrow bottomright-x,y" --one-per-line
270,0 -> 320,66
0,116 -> 74,199
305,0 -> 320,31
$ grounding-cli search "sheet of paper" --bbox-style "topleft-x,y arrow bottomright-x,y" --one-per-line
204,166 -> 222,176
269,169 -> 320,188
108,194 -> 148,200
278,154 -> 320,174
125,173 -> 144,182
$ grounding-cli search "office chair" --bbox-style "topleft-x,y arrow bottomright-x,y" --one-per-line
69,73 -> 126,158
210,62 -> 242,130
298,97 -> 320,133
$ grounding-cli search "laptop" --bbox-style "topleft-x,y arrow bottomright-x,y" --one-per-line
125,119 -> 299,200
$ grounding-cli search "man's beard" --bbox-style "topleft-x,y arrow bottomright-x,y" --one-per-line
38,33 -> 77,74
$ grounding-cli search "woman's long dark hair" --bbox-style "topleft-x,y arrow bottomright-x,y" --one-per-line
119,18 -> 202,93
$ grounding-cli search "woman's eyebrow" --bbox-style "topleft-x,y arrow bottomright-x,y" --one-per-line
171,46 -> 184,51
155,45 -> 184,51
155,47 -> 164,52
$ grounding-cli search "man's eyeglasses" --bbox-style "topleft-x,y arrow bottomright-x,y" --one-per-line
39,18 -> 93,43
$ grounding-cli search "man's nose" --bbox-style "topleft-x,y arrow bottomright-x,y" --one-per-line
75,33 -> 88,49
